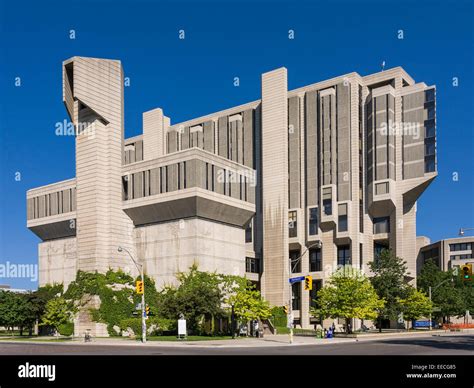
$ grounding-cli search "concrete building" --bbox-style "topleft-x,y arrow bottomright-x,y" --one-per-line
27,56 -> 437,332
417,236 -> 474,273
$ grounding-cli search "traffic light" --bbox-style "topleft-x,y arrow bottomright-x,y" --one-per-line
283,305 -> 288,314
145,305 -> 150,316
304,275 -> 313,290
461,264 -> 472,282
136,280 -> 144,294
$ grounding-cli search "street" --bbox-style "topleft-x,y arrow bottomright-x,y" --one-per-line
0,334 -> 472,355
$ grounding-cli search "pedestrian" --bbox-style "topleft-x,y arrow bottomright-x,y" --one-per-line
255,320 -> 259,338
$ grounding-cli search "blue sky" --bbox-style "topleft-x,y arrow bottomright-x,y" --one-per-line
0,0 -> 473,289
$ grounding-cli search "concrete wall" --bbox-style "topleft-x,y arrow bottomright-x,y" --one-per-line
38,237 -> 77,288
134,218 -> 246,289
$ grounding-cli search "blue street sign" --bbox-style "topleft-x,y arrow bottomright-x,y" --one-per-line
289,276 -> 305,284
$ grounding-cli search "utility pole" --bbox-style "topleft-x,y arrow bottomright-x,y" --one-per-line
118,246 -> 146,343
428,278 -> 452,331
287,241 -> 322,344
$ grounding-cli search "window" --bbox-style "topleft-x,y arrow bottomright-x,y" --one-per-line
337,245 -> 351,266
359,243 -> 363,270
425,156 -> 435,173
425,122 -> 435,138
423,248 -> 440,267
245,257 -> 260,273
425,88 -> 435,102
450,254 -> 473,261
290,250 -> 301,273
427,104 -> 435,120
322,188 -> 332,216
309,248 -> 322,272
373,217 -> 390,234
289,211 -> 297,238
450,243 -> 472,251
374,242 -> 388,262
309,279 -> 322,309
309,207 -> 318,235
292,282 -> 301,311
425,139 -> 435,156
338,203 -> 348,232
245,220 -> 253,243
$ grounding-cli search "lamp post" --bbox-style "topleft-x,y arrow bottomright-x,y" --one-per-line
288,241 -> 322,344
459,227 -> 474,236
118,246 -> 146,343
428,278 -> 452,331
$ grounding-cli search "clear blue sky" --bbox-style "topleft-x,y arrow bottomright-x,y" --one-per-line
0,0 -> 473,290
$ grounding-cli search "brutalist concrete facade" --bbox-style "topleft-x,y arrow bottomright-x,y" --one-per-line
27,57 -> 437,332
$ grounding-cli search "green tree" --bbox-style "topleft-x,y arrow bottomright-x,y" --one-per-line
223,278 -> 272,326
40,297 -> 75,334
417,259 -> 465,322
368,249 -> 410,331
157,264 -> 224,334
398,288 -> 433,330
315,268 -> 385,333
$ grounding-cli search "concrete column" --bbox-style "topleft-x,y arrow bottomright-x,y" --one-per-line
260,68 -> 289,307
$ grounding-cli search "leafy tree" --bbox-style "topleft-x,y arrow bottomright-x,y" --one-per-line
315,268 -> 385,333
417,259 -> 465,322
40,297 -> 75,334
398,288 -> 432,330
368,249 -> 410,331
157,264 -> 224,334
223,277 -> 271,326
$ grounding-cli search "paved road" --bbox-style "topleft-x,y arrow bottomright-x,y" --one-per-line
0,335 -> 473,355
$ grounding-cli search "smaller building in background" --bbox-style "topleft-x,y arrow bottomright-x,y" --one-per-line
0,285 -> 30,294
417,236 -> 474,273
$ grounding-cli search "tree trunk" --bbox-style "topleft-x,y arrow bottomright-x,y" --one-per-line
345,318 -> 350,334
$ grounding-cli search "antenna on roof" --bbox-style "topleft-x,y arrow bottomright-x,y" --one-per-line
381,61 -> 386,71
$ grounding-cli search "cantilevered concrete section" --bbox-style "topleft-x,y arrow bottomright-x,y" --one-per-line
27,56 -> 437,332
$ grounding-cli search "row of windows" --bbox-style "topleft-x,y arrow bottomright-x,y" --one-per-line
27,188 -> 76,220
290,246 -> 350,274
450,243 -> 472,252
450,254 -> 472,261
123,161 -> 253,203
289,210 -> 389,237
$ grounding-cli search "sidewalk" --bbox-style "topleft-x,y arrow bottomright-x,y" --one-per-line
1,329 -> 472,348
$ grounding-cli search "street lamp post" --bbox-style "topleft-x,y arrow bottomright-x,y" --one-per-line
428,278 -> 452,331
459,227 -> 474,236
118,246 -> 146,343
288,241 -> 322,344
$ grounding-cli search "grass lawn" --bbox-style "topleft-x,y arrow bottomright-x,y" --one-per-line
0,336 -> 73,342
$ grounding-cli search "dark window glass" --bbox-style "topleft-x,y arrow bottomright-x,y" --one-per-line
309,207 -> 318,235
289,211 -> 297,238
338,214 -> 348,232
292,282 -> 301,311
290,250 -> 301,273
337,245 -> 351,266
245,220 -> 253,243
245,257 -> 260,273
425,157 -> 435,173
425,123 -> 435,138
323,199 -> 332,216
373,217 -> 390,234
425,89 -> 435,102
309,248 -> 322,272
309,279 -> 322,309
425,139 -> 435,156
374,243 -> 388,263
